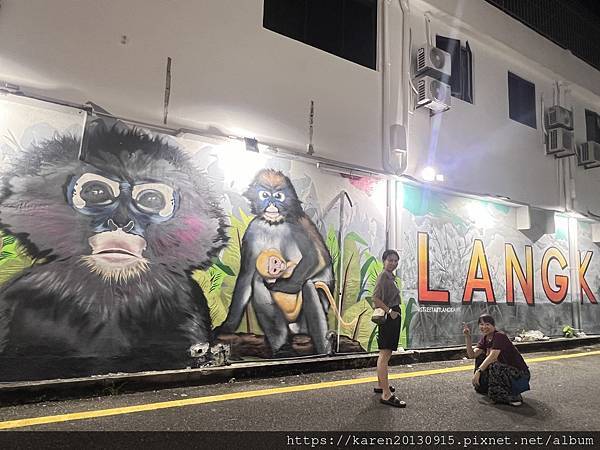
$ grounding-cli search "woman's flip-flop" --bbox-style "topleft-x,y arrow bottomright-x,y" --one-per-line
380,395 -> 406,408
373,386 -> 395,394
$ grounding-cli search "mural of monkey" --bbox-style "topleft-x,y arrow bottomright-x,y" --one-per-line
256,248 -> 356,327
215,169 -> 335,356
0,121 -> 227,380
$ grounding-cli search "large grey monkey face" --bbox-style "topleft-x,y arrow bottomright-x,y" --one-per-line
66,169 -> 179,283
0,125 -> 228,282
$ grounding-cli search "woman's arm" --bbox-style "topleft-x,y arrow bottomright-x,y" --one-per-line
373,295 -> 390,313
463,323 -> 483,359
472,349 -> 500,387
478,349 -> 500,371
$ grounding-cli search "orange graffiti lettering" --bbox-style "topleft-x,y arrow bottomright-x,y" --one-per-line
579,251 -> 597,304
417,232 -> 450,304
505,244 -> 534,305
463,239 -> 495,303
541,247 -> 569,304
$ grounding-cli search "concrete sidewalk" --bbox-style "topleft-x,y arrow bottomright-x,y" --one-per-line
1,336 -> 599,405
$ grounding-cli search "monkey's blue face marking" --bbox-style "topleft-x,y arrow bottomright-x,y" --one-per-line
257,189 -> 288,212
67,172 -> 179,236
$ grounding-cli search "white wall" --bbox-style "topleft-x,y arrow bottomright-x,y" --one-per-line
0,0 -> 382,170
2,0 -> 600,214
571,93 -> 600,217
406,0 -> 600,212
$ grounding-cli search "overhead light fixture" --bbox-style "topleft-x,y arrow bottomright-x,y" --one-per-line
0,81 -> 20,95
244,137 -> 259,153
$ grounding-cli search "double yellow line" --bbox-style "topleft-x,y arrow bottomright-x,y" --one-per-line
1,350 -> 598,430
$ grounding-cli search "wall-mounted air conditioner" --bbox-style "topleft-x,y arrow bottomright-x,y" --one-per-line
415,75 -> 451,113
415,44 -> 451,79
545,105 -> 573,130
546,128 -> 575,157
578,141 -> 600,168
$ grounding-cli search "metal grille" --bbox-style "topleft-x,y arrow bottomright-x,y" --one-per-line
485,0 -> 600,71
417,48 -> 426,72
550,129 -> 558,149
418,79 -> 426,103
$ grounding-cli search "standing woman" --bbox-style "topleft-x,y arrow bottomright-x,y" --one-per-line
373,249 -> 406,408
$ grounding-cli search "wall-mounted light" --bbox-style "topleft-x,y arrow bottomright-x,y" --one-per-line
0,81 -> 20,95
421,166 -> 436,182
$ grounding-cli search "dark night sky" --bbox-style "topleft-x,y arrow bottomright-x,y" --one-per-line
575,0 -> 600,19
487,0 -> 600,70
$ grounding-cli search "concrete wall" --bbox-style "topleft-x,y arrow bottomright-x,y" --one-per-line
406,0 -> 600,212
2,0 -> 600,214
0,0 -> 382,170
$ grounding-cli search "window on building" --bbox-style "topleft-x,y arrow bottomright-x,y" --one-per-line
585,109 -> 600,143
508,72 -> 536,129
435,35 -> 473,103
263,0 -> 377,70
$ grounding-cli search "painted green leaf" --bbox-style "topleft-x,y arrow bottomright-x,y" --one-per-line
213,260 -> 235,277
367,326 -> 379,352
365,259 -> 383,298
358,255 -> 377,299
326,225 -> 340,275
341,238 -> 360,313
221,208 -> 254,277
345,231 -> 368,246
0,256 -> 32,286
193,268 -> 229,327
2,235 -> 16,246
338,298 -> 374,351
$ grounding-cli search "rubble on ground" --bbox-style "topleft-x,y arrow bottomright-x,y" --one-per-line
513,330 -> 550,342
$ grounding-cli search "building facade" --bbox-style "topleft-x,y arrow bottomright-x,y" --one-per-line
1,0 -> 599,381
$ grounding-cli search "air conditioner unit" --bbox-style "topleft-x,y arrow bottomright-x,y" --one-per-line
415,44 -> 451,79
415,75 -> 451,113
578,142 -> 600,168
546,128 -> 575,157
545,105 -> 573,130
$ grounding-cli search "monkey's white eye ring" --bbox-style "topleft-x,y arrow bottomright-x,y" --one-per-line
273,192 -> 286,202
132,183 -> 175,217
72,173 -> 120,209
258,190 -> 270,201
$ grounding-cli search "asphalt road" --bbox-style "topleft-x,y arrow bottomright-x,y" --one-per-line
0,344 -> 599,433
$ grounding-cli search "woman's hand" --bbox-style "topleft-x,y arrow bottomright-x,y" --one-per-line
462,323 -> 471,336
472,370 -> 481,387
388,310 -> 400,320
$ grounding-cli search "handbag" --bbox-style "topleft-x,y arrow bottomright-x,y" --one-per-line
371,308 -> 387,325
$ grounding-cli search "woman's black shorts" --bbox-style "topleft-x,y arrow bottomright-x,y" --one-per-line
377,305 -> 401,351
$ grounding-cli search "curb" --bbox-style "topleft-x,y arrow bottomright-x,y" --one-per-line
1,336 -> 599,405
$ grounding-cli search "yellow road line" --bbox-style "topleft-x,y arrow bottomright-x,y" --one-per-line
1,349 -> 599,430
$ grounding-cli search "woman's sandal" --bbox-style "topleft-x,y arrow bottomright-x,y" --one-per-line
373,386 -> 395,394
380,395 -> 406,408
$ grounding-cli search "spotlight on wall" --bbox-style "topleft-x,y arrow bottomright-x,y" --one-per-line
244,137 -> 259,153
421,166 -> 437,182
